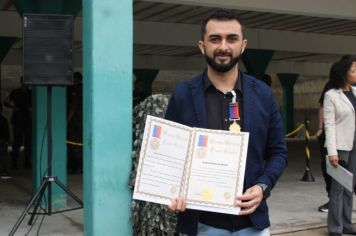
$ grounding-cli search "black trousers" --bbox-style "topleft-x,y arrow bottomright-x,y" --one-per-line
11,122 -> 31,168
0,140 -> 8,173
318,131 -> 331,197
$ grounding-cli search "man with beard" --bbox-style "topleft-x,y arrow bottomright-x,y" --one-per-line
165,9 -> 288,236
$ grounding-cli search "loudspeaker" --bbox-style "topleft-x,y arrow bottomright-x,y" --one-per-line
23,14 -> 73,85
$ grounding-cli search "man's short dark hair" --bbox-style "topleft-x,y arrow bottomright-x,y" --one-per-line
200,9 -> 245,40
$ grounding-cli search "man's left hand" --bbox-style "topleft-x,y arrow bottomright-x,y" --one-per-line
235,185 -> 263,215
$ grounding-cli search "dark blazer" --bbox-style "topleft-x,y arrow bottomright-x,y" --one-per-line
165,71 -> 288,235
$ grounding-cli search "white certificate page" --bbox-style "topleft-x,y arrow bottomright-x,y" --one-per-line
183,129 -> 249,215
133,115 -> 192,205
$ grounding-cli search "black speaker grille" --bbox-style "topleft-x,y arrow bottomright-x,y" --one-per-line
23,14 -> 73,85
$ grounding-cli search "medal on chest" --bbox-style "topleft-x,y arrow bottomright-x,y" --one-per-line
229,90 -> 241,133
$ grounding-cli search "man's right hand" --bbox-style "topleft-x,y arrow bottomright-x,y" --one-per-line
329,155 -> 339,167
168,197 -> 186,213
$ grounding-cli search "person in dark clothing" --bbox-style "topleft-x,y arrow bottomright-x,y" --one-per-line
133,79 -> 145,107
4,80 -> 32,169
67,72 -> 83,174
0,103 -> 11,179
317,81 -> 332,212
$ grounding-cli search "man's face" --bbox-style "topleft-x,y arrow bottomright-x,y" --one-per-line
198,19 -> 247,73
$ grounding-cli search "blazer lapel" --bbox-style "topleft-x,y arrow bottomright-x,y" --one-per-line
241,74 -> 255,132
338,89 -> 355,112
189,74 -> 208,128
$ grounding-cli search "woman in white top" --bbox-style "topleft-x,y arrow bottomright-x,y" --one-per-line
324,55 -> 356,236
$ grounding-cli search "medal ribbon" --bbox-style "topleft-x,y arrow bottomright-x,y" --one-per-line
229,90 -> 240,120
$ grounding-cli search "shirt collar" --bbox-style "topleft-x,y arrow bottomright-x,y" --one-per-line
203,70 -> 243,94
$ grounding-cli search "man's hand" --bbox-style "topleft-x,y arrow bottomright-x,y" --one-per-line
316,129 -> 323,137
329,155 -> 339,167
236,185 -> 263,215
167,197 -> 186,213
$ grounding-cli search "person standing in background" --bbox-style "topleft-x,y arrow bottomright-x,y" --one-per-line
316,81 -> 332,213
4,78 -> 32,169
0,102 -> 11,179
67,72 -> 83,174
324,55 -> 356,236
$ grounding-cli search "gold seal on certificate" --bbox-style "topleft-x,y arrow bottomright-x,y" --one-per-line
200,187 -> 214,201
150,138 -> 160,150
171,185 -> 177,194
224,192 -> 231,200
229,121 -> 241,133
196,148 -> 206,159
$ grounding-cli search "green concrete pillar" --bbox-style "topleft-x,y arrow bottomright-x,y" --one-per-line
278,73 -> 299,134
0,37 -> 16,99
83,0 -> 133,235
12,0 -> 81,206
241,49 -> 274,80
133,69 -> 159,100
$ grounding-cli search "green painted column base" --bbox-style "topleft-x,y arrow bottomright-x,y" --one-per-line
278,73 -> 299,134
32,87 -> 67,207
242,49 -> 274,80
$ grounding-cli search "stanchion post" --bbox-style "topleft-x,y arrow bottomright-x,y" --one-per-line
301,118 -> 315,182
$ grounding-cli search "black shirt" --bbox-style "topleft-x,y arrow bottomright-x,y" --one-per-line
198,71 -> 252,232
7,87 -> 31,125
343,90 -> 356,112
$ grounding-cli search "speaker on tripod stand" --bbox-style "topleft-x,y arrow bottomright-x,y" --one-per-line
9,14 -> 83,236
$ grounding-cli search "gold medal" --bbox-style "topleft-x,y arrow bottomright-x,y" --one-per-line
229,121 -> 241,133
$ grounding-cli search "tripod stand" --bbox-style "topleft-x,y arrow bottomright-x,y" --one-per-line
9,86 -> 83,236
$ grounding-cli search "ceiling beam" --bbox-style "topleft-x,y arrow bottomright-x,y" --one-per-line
134,21 -> 356,55
3,49 -> 331,76
134,54 -> 331,76
141,0 -> 356,20
1,10 -> 356,55
134,55 -> 204,70
2,49 -> 82,68
0,10 -> 82,41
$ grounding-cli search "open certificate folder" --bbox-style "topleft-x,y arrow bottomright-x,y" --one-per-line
133,115 -> 249,215
326,156 -> 353,192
